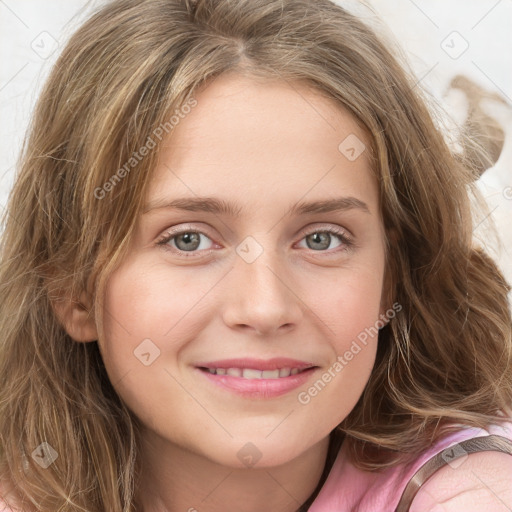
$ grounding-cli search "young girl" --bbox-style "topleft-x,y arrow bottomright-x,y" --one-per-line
1,0 -> 511,511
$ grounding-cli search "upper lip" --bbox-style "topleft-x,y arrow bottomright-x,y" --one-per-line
195,358 -> 316,371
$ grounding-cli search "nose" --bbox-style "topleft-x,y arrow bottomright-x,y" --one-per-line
222,243 -> 303,337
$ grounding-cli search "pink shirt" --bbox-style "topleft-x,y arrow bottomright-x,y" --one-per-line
1,421 -> 511,511
309,420 -> 512,511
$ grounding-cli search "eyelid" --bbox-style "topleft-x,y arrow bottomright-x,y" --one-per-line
155,222 -> 354,256
155,225 -> 217,256
297,225 -> 354,253
301,224 -> 353,240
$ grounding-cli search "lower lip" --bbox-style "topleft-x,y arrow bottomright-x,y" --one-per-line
195,367 -> 317,399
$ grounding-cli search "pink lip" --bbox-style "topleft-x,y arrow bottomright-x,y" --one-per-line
194,358 -> 318,399
195,357 -> 314,371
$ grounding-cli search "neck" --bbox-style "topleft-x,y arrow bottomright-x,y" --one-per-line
134,430 -> 333,512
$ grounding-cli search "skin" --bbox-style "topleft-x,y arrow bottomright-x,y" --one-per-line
411,451 -> 512,511
70,73 -> 390,511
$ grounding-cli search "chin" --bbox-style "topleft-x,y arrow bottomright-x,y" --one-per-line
205,436 -> 316,470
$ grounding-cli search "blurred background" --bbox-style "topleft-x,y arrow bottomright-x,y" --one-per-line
0,0 -> 511,284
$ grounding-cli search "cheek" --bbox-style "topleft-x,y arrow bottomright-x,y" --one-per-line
98,258 -> 210,382
97,260 -> 207,433
296,270 -> 383,425
102,257 -> 214,335
317,263 -> 385,350
331,291 -> 381,388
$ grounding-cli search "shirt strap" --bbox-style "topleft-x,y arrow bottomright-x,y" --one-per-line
395,434 -> 512,512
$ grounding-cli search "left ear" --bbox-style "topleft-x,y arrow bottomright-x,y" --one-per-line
48,278 -> 98,343
52,292 -> 98,343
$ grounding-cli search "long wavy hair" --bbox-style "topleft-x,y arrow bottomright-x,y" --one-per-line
1,0 -> 511,510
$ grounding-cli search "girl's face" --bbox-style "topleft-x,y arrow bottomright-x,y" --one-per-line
99,74 -> 388,468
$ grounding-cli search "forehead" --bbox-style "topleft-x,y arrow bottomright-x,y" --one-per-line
147,74 -> 378,215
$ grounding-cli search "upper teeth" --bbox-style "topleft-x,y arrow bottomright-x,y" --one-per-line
206,367 -> 302,379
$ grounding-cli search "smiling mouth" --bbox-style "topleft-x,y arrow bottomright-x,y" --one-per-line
198,367 -> 313,379
196,362 -> 318,399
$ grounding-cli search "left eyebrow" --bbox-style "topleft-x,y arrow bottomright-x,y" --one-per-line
142,196 -> 371,216
290,197 -> 370,216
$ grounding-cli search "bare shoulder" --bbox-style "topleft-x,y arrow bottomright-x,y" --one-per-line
410,451 -> 512,512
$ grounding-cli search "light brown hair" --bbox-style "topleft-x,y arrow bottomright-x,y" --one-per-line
1,0 -> 511,510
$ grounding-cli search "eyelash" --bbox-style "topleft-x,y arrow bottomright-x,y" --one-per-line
155,225 -> 354,258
